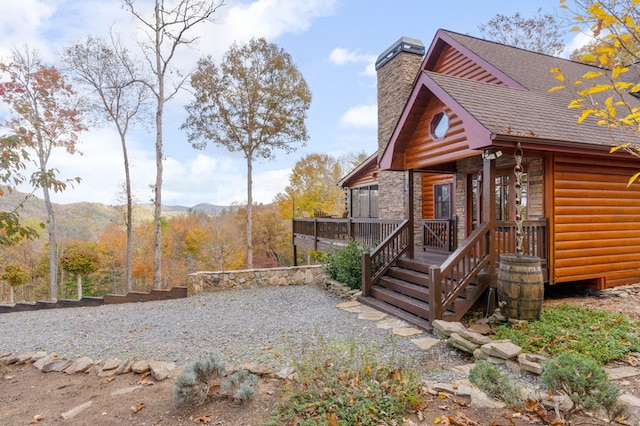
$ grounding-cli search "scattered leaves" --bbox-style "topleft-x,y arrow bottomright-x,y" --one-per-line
131,402 -> 145,413
192,415 -> 212,423
105,376 -> 115,382
29,414 -> 45,424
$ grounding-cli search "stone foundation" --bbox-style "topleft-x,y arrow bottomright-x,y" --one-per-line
187,265 -> 326,295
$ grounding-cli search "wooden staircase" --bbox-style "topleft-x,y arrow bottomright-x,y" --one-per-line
359,222 -> 493,331
359,256 -> 489,330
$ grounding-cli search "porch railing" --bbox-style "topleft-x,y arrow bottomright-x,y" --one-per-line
423,218 -> 457,252
292,218 -> 403,251
428,222 -> 491,322
362,220 -> 411,297
495,219 -> 548,268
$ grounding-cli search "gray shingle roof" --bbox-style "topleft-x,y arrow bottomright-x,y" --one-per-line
434,30 -> 640,148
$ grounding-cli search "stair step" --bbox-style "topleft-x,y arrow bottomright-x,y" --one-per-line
370,286 -> 430,319
387,266 -> 430,286
357,295 -> 432,330
396,258 -> 433,274
378,276 -> 429,302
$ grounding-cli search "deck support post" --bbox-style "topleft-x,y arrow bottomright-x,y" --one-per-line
428,265 -> 442,322
362,252 -> 371,297
482,156 -> 497,309
406,170 -> 415,259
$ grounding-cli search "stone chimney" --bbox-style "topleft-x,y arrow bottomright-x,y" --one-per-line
376,37 -> 425,220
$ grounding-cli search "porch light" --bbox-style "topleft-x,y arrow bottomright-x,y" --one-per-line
482,149 -> 503,160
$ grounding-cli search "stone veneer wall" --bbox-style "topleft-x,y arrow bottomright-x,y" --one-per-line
187,265 -> 326,295
377,42 -> 424,221
454,155 -> 545,245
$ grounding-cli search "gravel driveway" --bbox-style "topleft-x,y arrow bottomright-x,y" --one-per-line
0,285 -> 456,370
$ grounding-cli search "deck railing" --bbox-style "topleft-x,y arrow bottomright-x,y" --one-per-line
292,218 -> 403,251
422,218 -> 457,251
362,220 -> 411,297
495,219 -> 548,268
428,222 -> 491,322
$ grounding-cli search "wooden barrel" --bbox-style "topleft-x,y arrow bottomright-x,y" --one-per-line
497,254 -> 544,321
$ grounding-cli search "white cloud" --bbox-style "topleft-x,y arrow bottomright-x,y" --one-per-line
328,47 -> 377,76
562,31 -> 593,59
340,104 -> 377,128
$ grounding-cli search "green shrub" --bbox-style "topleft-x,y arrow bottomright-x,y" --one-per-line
268,334 -> 424,425
493,304 -> 640,364
174,353 -> 258,407
541,352 -> 628,422
468,360 -> 524,410
323,240 -> 368,290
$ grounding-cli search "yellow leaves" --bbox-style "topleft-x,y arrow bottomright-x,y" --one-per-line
578,109 -> 598,124
612,66 -> 629,79
568,98 -> 584,109
577,84 -> 612,96
628,171 -> 640,187
580,71 -> 603,80
548,85 -> 565,93
610,142 -> 632,153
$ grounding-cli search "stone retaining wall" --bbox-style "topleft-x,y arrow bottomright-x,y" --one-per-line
187,265 -> 326,295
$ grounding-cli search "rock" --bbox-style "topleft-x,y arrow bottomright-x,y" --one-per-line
605,366 -> 640,380
447,333 -> 479,354
621,393 -> 640,408
148,360 -> 177,381
469,388 -> 506,409
1,354 -> 19,364
432,320 -> 466,338
505,359 -> 521,373
518,353 -> 545,375
110,385 -> 143,396
30,351 -> 48,362
60,401 -> 93,420
473,348 -> 488,360
34,354 -> 56,371
42,359 -> 72,373
89,361 -> 104,375
455,384 -> 475,397
376,317 -> 409,329
480,341 -> 522,360
101,358 -> 121,371
392,327 -> 422,337
432,382 -> 455,394
64,357 -> 94,374
357,307 -> 387,320
459,329 -> 493,345
467,323 -> 492,334
411,336 -> 441,351
16,352 -> 37,364
114,360 -> 133,375
451,364 -> 475,376
276,367 -> 296,380
131,360 -> 150,374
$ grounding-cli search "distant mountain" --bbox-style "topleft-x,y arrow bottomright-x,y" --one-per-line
0,188 -> 234,242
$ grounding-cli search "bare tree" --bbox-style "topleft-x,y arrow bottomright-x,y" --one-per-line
123,0 -> 224,289
182,38 -> 312,268
479,8 -> 565,56
0,49 -> 85,300
64,35 -> 150,294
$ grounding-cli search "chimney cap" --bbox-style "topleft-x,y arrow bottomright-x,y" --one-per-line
375,36 -> 425,70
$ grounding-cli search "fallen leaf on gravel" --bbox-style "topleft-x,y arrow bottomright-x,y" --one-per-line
105,376 -> 115,382
131,402 -> 145,413
30,414 -> 45,423
192,415 -> 212,423
261,345 -> 272,350
137,376 -> 154,386
445,412 -> 481,426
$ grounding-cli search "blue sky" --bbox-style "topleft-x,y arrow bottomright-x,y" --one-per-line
0,0 -> 585,207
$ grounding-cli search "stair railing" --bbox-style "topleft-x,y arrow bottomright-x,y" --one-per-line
361,219 -> 410,297
428,221 -> 491,322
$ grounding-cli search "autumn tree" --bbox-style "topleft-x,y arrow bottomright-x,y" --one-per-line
123,0 -> 225,289
275,153 -> 346,220
479,7 -> 565,55
183,37 -> 312,268
0,135 -> 42,245
252,203 -> 291,267
0,49 -> 85,301
550,0 -> 640,181
1,262 -> 30,304
60,242 -> 100,299
64,35 -> 151,293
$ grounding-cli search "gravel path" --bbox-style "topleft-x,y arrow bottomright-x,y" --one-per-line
0,285 -> 465,371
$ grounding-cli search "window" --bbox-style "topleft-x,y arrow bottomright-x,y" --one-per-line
351,185 -> 379,218
431,112 -> 449,139
434,183 -> 452,219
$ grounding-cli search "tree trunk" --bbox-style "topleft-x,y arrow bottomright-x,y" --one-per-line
9,286 -> 14,305
152,0 -> 164,290
246,156 -> 253,269
42,184 -> 58,301
120,132 -> 134,293
77,274 -> 82,300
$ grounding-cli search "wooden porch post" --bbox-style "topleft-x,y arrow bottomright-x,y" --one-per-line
292,219 -> 298,266
406,170 -> 415,258
482,156 -> 497,308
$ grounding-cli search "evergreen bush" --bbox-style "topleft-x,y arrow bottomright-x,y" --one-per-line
323,239 -> 368,289
468,360 -> 524,410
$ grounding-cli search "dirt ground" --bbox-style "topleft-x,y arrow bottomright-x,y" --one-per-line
1,284 -> 640,426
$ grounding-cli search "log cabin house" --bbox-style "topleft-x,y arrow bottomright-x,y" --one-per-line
293,29 -> 640,329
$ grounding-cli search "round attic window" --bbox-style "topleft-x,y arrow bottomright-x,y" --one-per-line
431,112 -> 449,139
